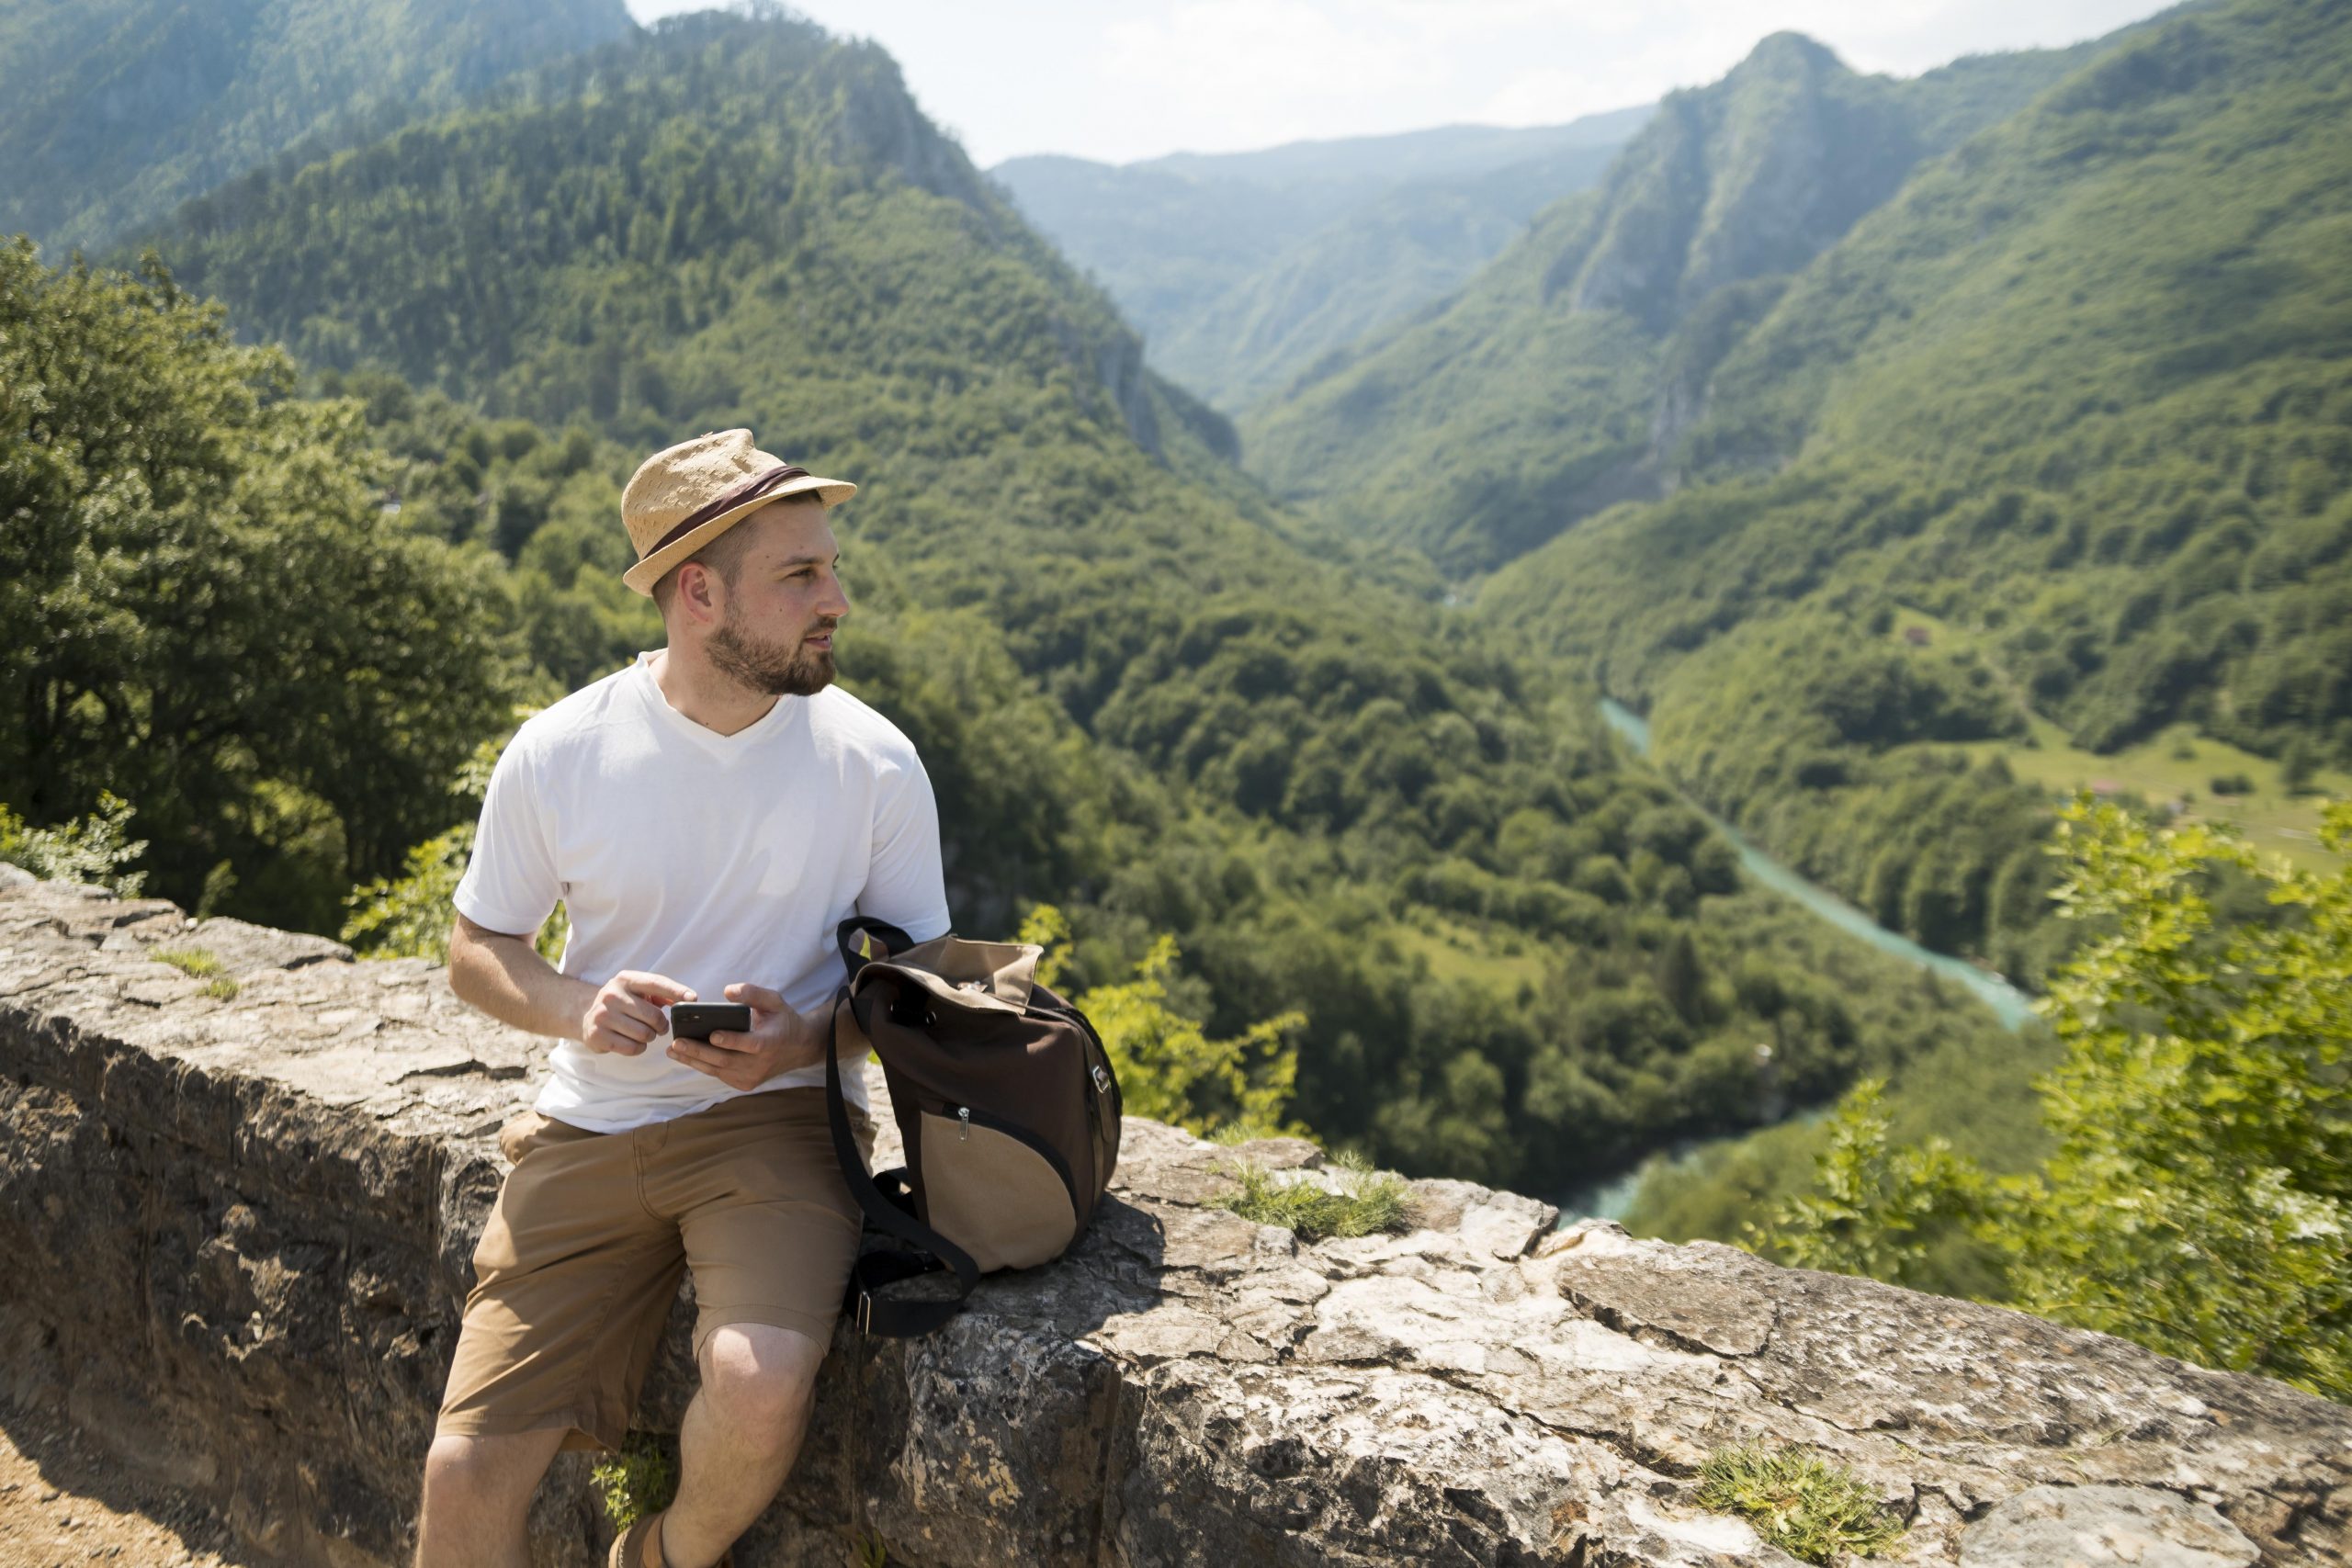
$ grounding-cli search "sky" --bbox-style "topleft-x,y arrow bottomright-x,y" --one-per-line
624,0 -> 2173,167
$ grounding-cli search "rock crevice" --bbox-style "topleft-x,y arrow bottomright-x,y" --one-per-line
2,873 -> 2346,1565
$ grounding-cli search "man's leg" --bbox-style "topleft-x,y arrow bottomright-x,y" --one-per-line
650,1324 -> 828,1568
413,1427 -> 570,1568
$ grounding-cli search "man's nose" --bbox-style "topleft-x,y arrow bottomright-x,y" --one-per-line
818,570 -> 852,621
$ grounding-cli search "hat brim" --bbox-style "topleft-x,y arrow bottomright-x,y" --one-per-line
622,474 -> 855,595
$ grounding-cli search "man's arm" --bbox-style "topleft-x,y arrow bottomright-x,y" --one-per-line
447,911 -> 692,1055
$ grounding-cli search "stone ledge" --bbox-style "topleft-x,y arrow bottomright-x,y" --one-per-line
2,876 -> 2346,1565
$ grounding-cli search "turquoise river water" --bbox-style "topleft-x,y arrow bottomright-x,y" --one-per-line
1554,699 -> 2033,1223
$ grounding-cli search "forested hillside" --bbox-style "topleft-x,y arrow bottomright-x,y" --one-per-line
1480,0 -> 2352,974
0,9 -> 2024,1198
0,0 -> 632,254
1244,27 -> 2125,574
993,109 -> 1648,411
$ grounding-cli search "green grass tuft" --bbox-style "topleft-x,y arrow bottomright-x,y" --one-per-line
1693,1443 -> 1905,1564
153,947 -> 240,999
590,1431 -> 678,1531
1209,1148 -> 1417,1242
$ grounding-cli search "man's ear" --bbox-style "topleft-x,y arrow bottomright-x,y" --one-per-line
677,560 -> 723,624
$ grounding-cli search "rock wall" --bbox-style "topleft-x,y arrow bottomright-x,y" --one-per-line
2,871 -> 2346,1566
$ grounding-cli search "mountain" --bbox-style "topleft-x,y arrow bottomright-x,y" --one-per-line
105,10 -> 2015,1194
993,109 -> 1650,410
1478,0 -> 2352,971
0,0 -> 634,254
1242,28 -> 2130,575
150,9 -> 1232,468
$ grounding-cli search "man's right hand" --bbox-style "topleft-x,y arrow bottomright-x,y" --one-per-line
581,971 -> 696,1055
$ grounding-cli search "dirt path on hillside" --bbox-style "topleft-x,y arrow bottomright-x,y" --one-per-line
0,1399 -> 257,1568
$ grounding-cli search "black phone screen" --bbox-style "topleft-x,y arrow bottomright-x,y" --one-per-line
669,1002 -> 752,1042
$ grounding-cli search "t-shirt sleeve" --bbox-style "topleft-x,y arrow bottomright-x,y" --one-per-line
859,750 -> 952,943
451,734 -> 562,938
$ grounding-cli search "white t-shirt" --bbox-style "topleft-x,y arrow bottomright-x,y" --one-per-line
451,649 -> 952,1133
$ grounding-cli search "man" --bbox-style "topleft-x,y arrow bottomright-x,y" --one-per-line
413,430 -> 951,1568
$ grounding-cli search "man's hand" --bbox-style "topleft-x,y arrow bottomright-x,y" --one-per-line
582,970 -> 695,1055
666,982 -> 831,1091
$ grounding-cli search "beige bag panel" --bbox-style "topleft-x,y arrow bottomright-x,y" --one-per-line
918,1110 -> 1077,1272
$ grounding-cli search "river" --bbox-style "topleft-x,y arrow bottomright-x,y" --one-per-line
1555,698 -> 2034,1222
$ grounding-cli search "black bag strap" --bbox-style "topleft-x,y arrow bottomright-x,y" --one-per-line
824,984 -> 979,1337
835,916 -> 917,986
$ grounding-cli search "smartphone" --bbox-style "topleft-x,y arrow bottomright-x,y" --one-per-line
669,1003 -> 751,1043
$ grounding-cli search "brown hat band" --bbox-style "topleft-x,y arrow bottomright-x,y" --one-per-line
643,463 -> 811,558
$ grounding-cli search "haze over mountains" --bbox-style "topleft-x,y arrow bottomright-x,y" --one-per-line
991,107 -> 1651,411
995,0 -> 2352,997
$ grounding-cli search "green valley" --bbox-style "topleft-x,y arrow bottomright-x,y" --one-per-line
1478,0 -> 2352,974
2,9 -> 2021,1207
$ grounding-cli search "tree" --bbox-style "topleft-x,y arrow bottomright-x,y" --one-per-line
343,716 -> 566,964
1020,904 -> 1307,1142
0,240 -> 522,931
1759,795 -> 2352,1402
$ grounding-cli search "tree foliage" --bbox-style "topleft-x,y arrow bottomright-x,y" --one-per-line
0,240 -> 522,933
0,791 -> 149,897
1022,903 -> 1306,1141
1759,797 -> 2352,1401
0,0 -> 632,254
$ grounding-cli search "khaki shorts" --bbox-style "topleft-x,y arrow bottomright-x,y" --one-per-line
435,1086 -> 877,1453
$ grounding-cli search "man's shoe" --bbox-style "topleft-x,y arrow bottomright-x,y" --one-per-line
607,1511 -> 735,1568
607,1512 -> 664,1568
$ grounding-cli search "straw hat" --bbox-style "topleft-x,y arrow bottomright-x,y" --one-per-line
620,429 -> 855,596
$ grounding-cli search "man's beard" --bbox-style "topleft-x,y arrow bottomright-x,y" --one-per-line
707,609 -> 837,697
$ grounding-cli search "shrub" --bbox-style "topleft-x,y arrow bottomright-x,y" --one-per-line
0,792 -> 148,896
1693,1443 -> 1905,1563
1209,1149 -> 1416,1242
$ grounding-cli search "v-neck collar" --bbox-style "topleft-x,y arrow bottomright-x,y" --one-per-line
632,651 -> 797,759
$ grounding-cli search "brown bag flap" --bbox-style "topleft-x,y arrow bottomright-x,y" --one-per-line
850,934 -> 1042,1015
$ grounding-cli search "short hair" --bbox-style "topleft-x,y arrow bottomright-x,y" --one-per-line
649,493 -> 819,615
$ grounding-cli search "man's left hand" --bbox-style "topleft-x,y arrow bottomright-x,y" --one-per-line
667,982 -> 829,1090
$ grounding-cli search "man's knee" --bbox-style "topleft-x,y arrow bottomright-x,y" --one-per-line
420,1429 -> 563,1517
697,1324 -> 825,1442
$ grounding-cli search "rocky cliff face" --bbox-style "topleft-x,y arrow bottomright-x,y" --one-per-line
2,869 -> 2346,1566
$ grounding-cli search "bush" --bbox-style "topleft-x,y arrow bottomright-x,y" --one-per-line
1209,1149 -> 1417,1242
1694,1444 -> 1905,1563
0,792 -> 149,896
